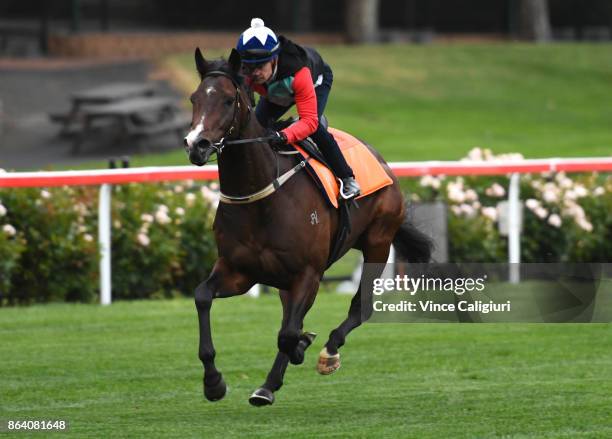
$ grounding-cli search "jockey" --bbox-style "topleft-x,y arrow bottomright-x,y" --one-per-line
236,18 -> 361,200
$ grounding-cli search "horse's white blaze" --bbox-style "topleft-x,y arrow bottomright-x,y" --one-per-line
205,86 -> 216,96
185,116 -> 205,148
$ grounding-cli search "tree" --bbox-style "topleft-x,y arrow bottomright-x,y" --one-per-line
345,0 -> 380,44
519,0 -> 552,42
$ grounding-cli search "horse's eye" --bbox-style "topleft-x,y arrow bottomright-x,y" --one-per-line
224,98 -> 234,107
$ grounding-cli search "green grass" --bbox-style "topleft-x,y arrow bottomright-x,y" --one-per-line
69,43 -> 612,170
1,294 -> 610,438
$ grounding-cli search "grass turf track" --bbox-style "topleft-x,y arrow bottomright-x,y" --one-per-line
1,293 -> 610,438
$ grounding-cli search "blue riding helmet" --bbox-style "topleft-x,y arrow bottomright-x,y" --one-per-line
236,18 -> 280,63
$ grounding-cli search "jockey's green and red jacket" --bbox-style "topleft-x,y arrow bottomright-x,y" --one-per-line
246,36 -> 326,144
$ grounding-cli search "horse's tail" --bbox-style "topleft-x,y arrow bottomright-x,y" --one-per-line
392,218 -> 433,263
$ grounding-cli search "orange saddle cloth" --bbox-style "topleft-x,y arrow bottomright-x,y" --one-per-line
293,127 -> 393,208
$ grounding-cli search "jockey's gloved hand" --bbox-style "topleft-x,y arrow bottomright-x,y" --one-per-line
266,129 -> 288,148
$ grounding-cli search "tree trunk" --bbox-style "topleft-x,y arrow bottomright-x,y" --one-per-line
345,0 -> 380,44
519,0 -> 552,42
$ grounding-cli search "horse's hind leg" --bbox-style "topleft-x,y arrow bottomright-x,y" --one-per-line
195,259 -> 253,402
319,241 -> 392,375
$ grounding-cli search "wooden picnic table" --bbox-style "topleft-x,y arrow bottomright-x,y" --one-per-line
51,82 -> 155,136
70,95 -> 189,155
49,82 -> 190,155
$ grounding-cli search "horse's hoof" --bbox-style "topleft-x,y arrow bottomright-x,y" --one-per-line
317,347 -> 341,375
248,387 -> 275,407
204,374 -> 227,402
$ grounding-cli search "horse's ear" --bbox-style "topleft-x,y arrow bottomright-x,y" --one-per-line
228,49 -> 242,74
194,47 -> 207,78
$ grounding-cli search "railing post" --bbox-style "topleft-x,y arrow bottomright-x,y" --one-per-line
508,173 -> 521,283
98,184 -> 112,305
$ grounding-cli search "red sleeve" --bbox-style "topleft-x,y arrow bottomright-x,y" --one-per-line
281,67 -> 319,143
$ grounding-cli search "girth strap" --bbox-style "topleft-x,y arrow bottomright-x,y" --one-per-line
219,160 -> 308,204
326,200 -> 353,268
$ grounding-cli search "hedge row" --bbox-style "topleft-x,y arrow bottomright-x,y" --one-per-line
406,149 -> 612,263
0,150 -> 610,304
0,181 -> 217,305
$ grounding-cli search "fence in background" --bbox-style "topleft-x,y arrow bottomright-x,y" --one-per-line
2,157 -> 611,304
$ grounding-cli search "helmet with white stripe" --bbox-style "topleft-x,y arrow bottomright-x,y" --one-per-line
236,18 -> 280,63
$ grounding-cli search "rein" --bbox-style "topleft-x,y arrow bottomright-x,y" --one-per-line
202,70 -> 307,205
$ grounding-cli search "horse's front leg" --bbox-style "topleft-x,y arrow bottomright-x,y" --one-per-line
195,258 -> 253,402
249,270 -> 320,406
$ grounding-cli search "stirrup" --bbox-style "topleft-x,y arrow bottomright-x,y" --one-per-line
338,178 -> 361,200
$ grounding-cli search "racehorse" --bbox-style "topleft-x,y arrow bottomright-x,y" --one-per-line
184,48 -> 432,406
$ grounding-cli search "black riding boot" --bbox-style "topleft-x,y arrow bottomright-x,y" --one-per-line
310,124 -> 361,199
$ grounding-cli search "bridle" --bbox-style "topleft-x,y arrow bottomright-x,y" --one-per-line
199,70 -> 308,205
203,70 -> 275,154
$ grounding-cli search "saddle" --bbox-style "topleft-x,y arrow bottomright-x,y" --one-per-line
274,118 -> 393,209
274,118 -> 393,267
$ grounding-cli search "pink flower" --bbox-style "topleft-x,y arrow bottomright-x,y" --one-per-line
155,209 -> 171,225
485,183 -> 505,198
525,199 -> 540,211
534,207 -> 548,219
137,232 -> 150,247
447,181 -> 466,203
464,189 -> 478,202
185,193 -> 196,206
547,214 -> 562,228
450,205 -> 462,216
460,204 -> 476,218
419,175 -> 441,189
3,224 -> 16,237
576,218 -> 593,232
481,207 -> 498,222
466,147 -> 483,161
573,185 -> 588,198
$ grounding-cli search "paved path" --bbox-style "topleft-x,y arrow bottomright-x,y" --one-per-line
0,59 -> 184,171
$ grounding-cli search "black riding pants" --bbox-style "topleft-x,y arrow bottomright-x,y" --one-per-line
254,64 -> 354,178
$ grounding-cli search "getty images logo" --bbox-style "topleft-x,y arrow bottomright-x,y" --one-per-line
372,274 -> 487,296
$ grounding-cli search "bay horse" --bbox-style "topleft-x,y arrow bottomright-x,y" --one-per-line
184,48 -> 432,406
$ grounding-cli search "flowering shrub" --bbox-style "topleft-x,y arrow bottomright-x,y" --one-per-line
0,187 -> 99,304
407,148 -> 612,263
1,151 -> 609,304
110,181 -> 217,300
0,202 -> 26,296
0,181 -> 217,305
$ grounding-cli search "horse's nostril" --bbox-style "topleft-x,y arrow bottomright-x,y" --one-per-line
183,138 -> 189,148
196,138 -> 211,150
